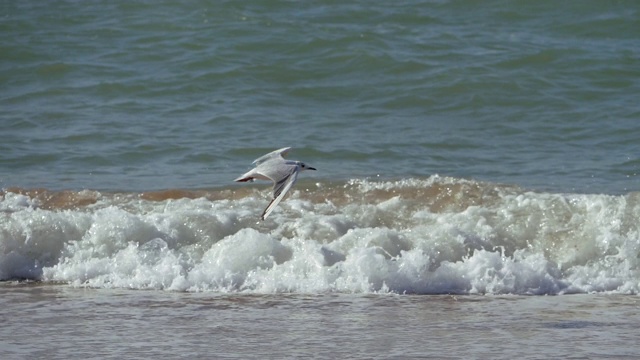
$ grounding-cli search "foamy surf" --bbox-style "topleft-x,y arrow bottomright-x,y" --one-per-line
1,176 -> 639,295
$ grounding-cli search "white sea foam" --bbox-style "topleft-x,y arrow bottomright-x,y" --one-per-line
2,177 -> 639,294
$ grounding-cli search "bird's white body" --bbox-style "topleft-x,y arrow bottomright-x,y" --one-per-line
234,147 -> 316,220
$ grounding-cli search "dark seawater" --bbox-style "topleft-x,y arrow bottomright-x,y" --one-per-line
1,0 -> 638,193
1,1 -> 640,358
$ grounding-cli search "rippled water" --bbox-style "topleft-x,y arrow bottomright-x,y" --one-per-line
2,284 -> 639,359
2,0 -> 638,193
2,1 -> 640,358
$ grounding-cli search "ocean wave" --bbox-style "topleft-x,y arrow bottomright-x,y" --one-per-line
1,175 -> 639,295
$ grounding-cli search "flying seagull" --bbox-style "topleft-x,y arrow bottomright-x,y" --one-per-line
234,147 -> 316,220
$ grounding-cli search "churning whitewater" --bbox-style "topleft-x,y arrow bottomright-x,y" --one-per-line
1,176 -> 639,295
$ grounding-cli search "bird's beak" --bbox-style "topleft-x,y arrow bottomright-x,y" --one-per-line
308,167 -> 317,171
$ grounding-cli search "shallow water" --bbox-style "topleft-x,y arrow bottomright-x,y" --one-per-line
1,283 -> 639,359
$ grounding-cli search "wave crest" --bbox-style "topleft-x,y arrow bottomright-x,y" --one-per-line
2,176 -> 639,295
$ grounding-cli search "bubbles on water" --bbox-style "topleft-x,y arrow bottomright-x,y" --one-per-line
2,177 -> 640,294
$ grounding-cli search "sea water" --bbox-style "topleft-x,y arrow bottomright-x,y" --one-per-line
1,176 -> 639,294
1,0 -> 639,358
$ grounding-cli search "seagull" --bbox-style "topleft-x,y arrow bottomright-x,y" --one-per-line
234,147 -> 316,220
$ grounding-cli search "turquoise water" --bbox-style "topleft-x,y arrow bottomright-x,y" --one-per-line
2,1 -> 638,193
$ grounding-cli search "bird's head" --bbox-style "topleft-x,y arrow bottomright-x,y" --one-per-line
300,162 -> 316,171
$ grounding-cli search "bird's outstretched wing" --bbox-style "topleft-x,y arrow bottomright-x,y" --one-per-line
261,168 -> 298,220
252,147 -> 291,165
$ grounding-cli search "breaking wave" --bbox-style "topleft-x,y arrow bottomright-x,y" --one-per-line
1,175 -> 639,295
